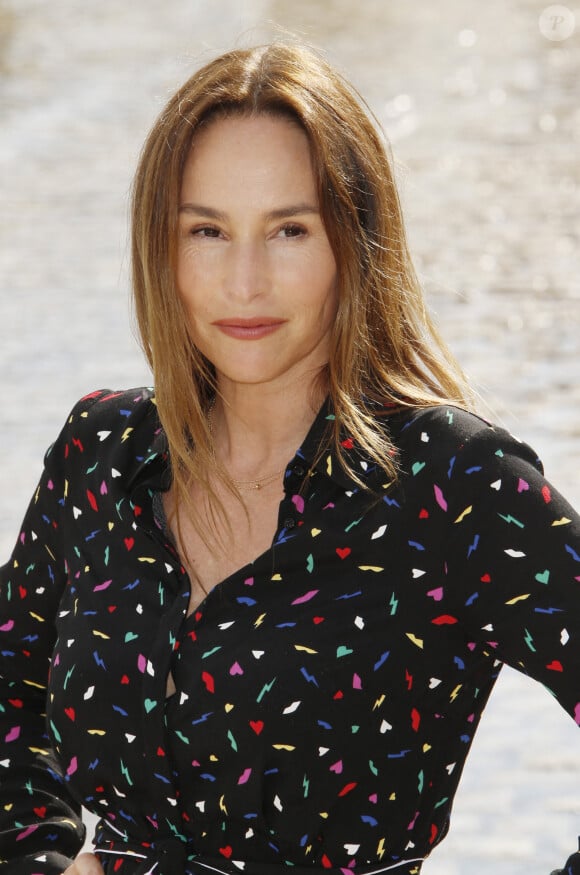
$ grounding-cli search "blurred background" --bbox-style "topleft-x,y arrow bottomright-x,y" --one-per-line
0,1 -> 579,872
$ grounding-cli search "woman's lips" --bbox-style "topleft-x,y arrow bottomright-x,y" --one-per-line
212,318 -> 286,339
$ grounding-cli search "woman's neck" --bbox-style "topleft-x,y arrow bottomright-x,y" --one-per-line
211,380 -> 326,479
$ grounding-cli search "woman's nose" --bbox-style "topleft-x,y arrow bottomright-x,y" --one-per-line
224,240 -> 268,302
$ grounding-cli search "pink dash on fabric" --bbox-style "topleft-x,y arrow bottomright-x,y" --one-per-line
238,768 -> 252,785
291,590 -> 319,606
16,824 -> 38,841
433,484 -> 448,511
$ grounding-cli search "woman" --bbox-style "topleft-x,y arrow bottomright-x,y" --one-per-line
0,42 -> 578,875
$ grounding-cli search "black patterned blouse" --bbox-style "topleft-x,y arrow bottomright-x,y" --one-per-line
1,389 -> 579,875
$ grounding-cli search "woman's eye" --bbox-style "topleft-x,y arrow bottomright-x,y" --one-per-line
279,223 -> 305,238
192,226 -> 221,238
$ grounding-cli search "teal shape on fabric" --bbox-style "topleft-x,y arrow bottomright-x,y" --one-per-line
412,461 -> 426,476
174,730 -> 189,745
124,632 -> 138,643
535,569 -> 550,584
306,554 -> 314,573
337,645 -> 353,658
144,698 -> 157,713
498,513 -> 524,528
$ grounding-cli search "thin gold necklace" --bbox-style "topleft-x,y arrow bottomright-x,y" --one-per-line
207,405 -> 286,491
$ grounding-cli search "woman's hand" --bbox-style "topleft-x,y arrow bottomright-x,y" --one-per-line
62,852 -> 105,874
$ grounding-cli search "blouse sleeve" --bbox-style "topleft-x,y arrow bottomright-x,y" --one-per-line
0,397 -> 101,873
443,425 -> 580,716
442,423 -> 580,873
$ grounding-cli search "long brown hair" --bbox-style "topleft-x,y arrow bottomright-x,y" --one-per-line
131,42 -> 472,541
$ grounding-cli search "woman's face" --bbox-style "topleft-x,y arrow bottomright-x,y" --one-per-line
176,114 -> 338,397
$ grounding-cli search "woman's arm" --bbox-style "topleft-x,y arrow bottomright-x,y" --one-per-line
0,398 -> 101,873
442,424 -> 580,871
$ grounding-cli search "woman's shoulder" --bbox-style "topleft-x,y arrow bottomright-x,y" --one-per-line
48,386 -> 161,461
382,402 -> 542,476
63,386 -> 157,428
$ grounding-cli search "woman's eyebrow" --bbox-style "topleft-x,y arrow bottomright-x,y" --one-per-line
178,202 -> 319,220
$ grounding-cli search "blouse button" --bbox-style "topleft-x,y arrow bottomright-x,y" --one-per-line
283,517 -> 296,529
293,465 -> 305,477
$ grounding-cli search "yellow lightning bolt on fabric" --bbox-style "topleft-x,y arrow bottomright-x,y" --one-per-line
29,612 -> 45,623
254,613 -> 266,628
92,630 -> 111,639
373,694 -> 386,710
454,505 -> 473,523
121,427 -> 134,443
377,838 -> 386,859
137,557 -> 156,564
358,565 -> 384,572
272,744 -> 296,751
219,795 -> 228,814
450,684 -> 462,702
552,517 -> 571,526
294,645 -> 318,654
326,455 -> 332,476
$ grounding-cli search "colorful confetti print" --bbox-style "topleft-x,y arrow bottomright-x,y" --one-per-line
1,388 -> 579,874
